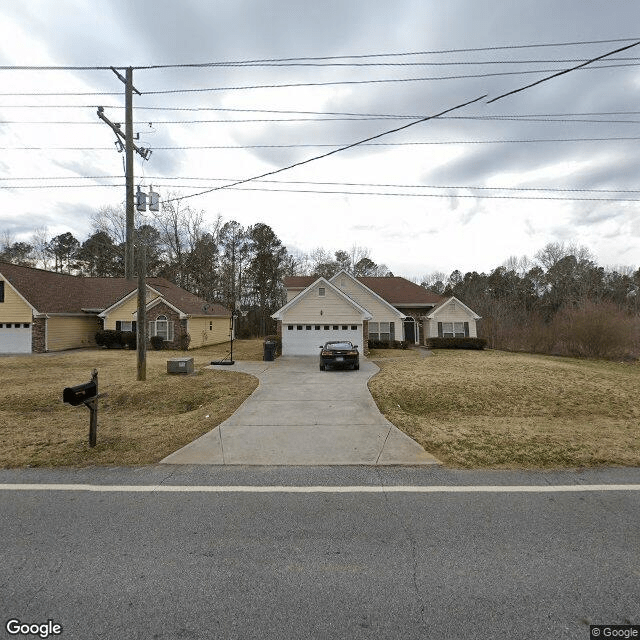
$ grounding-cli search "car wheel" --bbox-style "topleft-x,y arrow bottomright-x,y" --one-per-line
319,364 -> 325,371
354,363 -> 359,370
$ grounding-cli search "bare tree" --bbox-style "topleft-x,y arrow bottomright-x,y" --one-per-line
155,196 -> 208,288
91,204 -> 129,246
30,226 -> 51,269
421,271 -> 447,294
0,230 -> 16,253
535,242 -> 594,271
285,247 -> 313,276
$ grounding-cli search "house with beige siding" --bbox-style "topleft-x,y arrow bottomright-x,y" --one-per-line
274,270 -> 480,355
0,261 -> 230,354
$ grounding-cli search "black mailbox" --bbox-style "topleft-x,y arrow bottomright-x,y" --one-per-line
63,380 -> 97,406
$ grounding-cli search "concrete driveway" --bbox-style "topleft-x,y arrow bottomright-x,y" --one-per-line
161,356 -> 439,466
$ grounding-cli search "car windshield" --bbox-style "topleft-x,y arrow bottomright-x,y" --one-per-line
325,341 -> 354,350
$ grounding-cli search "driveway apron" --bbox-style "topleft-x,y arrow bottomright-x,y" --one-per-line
161,356 -> 439,465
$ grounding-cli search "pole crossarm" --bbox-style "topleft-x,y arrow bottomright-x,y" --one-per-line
110,67 -> 141,95
96,106 -> 151,160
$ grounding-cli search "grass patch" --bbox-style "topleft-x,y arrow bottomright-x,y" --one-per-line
368,349 -> 640,469
0,339 -> 263,468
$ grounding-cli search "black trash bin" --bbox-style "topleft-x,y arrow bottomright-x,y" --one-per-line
263,340 -> 276,361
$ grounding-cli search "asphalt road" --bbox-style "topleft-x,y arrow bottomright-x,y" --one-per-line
1,465 -> 639,640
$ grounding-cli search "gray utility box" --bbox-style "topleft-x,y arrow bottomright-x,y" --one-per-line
167,357 -> 195,375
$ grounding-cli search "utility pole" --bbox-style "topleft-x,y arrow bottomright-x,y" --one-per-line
96,67 -> 151,280
136,232 -> 147,381
97,67 -> 156,381
135,189 -> 159,382
125,67 -> 135,281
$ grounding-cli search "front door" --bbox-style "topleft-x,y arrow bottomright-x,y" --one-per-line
403,318 -> 415,343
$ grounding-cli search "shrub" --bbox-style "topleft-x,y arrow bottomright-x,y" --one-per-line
368,339 -> 409,350
95,330 -> 124,349
551,301 -> 638,360
264,334 -> 282,356
179,332 -> 191,351
426,337 -> 487,350
150,335 -> 165,350
122,331 -> 136,350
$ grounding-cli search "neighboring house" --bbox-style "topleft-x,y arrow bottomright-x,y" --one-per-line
272,270 -> 481,355
0,261 -> 230,354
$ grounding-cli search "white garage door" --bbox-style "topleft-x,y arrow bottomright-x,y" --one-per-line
0,322 -> 32,353
282,323 -> 363,356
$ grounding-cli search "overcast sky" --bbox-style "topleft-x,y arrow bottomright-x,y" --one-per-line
0,1 -> 639,279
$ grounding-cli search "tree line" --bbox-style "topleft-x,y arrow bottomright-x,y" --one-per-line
421,242 -> 640,359
0,200 -> 389,337
2,202 -> 638,357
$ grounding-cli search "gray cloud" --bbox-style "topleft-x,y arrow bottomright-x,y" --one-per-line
1,0 -> 639,271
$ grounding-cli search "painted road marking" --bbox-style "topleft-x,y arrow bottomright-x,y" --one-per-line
0,484 -> 639,493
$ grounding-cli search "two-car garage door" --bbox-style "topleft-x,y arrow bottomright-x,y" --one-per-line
282,323 -> 363,356
0,322 -> 32,353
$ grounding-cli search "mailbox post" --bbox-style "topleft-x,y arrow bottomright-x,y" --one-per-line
63,369 -> 100,447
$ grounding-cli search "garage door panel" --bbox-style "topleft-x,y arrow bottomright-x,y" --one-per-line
0,323 -> 32,353
282,324 -> 363,356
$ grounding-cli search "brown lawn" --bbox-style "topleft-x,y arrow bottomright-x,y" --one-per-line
0,339 -> 263,468
368,348 -> 640,468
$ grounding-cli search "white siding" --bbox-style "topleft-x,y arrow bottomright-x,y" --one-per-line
425,300 -> 478,340
332,276 -> 401,327
280,284 -> 364,324
286,289 -> 303,303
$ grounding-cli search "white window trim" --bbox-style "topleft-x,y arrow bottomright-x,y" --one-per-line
149,315 -> 174,341
369,321 -> 391,341
442,322 -> 465,338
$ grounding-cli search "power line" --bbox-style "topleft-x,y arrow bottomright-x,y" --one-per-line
0,61 -> 636,97
164,39 -> 640,203
4,104 -> 640,120
115,56 -> 640,68
488,39 -> 640,103
0,37 -> 636,72
130,38 -> 640,68
2,135 -> 640,151
6,115 -> 640,125
183,186 -> 640,202
5,174 -> 640,194
4,181 -> 639,202
141,63 -> 640,96
164,94 -> 487,203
